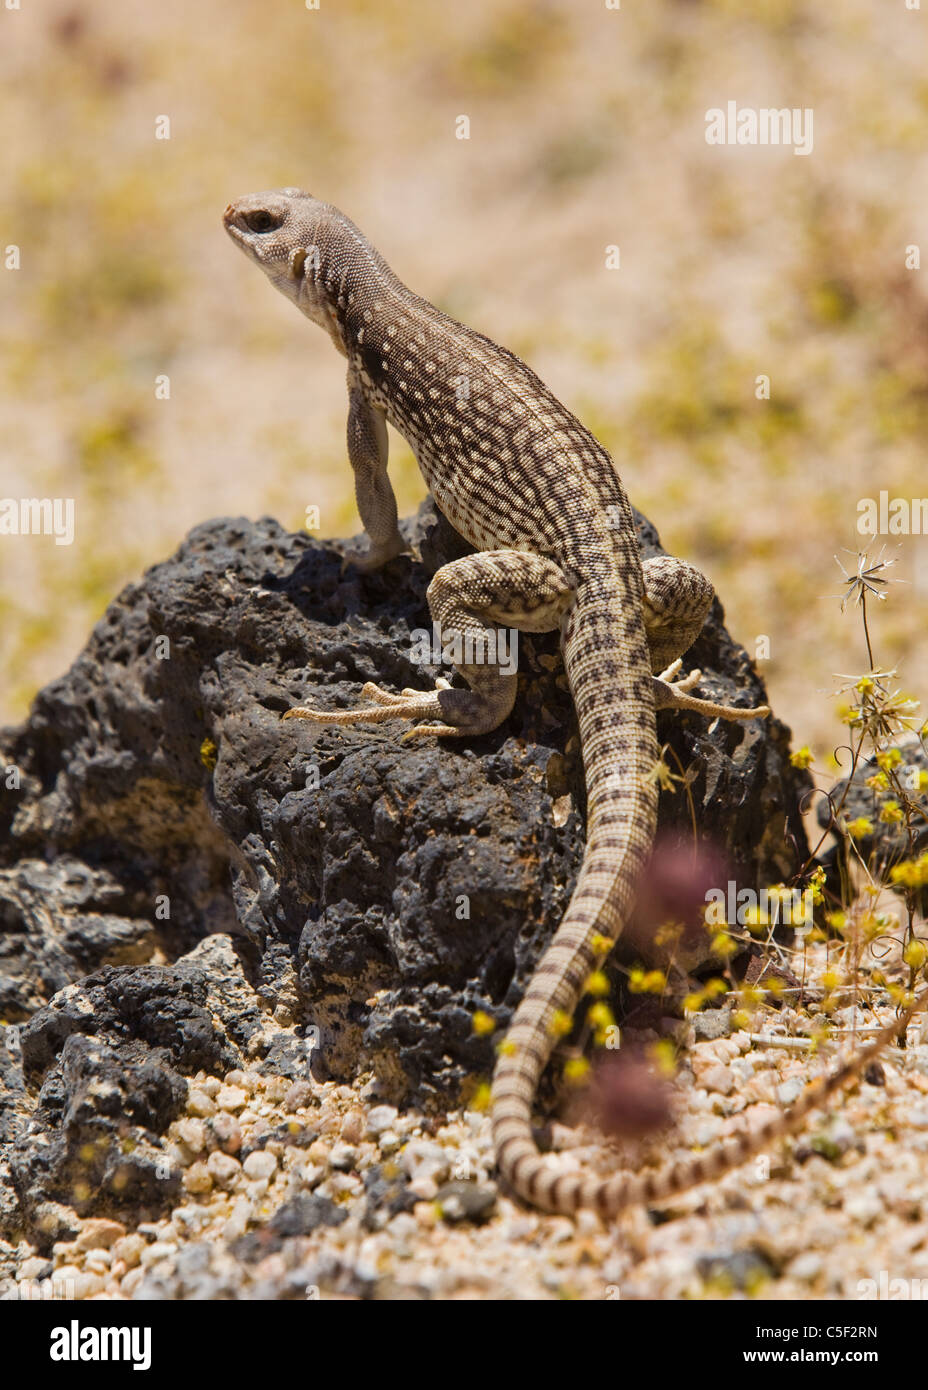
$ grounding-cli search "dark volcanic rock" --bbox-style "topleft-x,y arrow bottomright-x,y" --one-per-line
0,500 -> 809,1237
18,960 -> 242,1087
10,1032 -> 185,1241
816,734 -> 928,908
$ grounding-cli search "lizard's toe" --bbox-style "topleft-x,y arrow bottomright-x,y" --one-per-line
360,682 -> 408,704
402,721 -> 466,740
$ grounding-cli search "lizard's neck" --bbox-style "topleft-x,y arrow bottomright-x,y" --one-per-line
300,213 -> 406,359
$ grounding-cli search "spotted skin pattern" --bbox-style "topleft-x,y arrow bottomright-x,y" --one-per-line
224,191 -> 926,1215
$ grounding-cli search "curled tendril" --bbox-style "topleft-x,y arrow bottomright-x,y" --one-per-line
798,783 -> 836,821
830,743 -> 857,772
868,931 -> 928,964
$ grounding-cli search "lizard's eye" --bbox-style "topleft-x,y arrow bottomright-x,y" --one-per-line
244,210 -> 278,234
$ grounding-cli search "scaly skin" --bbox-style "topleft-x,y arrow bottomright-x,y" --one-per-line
223,189 -> 924,1215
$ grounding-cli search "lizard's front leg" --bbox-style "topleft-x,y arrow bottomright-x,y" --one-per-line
641,554 -> 769,721
341,374 -> 408,571
284,550 -> 574,737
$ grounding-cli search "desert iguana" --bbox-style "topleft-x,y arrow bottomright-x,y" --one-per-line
223,189 -> 926,1215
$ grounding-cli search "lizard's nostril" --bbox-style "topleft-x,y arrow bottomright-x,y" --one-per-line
223,203 -> 236,222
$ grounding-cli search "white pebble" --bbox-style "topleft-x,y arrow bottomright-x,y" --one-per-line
186,1089 -> 217,1118
777,1078 -> 804,1105
206,1151 -> 242,1188
217,1085 -> 248,1113
367,1105 -> 399,1135
243,1151 -> 278,1181
139,1241 -> 178,1267
787,1252 -> 823,1282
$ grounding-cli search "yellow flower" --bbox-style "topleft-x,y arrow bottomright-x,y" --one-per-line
876,748 -> 902,771
891,854 -> 928,888
628,968 -> 666,994
469,1082 -> 492,1112
648,1038 -> 677,1078
808,866 -> 826,904
742,905 -> 769,935
654,920 -> 684,950
879,800 -> 903,824
683,978 -> 726,1013
472,1010 -> 496,1036
587,1002 -> 615,1031
584,971 -> 610,997
710,932 -> 737,959
548,1009 -> 573,1038
790,746 -> 814,769
737,985 -> 765,1009
199,737 -> 218,771
563,1057 -> 591,1084
589,933 -> 612,957
903,939 -> 928,970
846,817 -> 873,840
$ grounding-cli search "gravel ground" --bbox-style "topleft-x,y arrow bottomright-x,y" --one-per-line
4,956 -> 927,1302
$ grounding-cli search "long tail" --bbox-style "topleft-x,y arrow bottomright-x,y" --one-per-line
491,577 -> 661,1213
490,588 -> 928,1216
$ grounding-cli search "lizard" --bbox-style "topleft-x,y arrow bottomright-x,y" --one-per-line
223,188 -> 928,1215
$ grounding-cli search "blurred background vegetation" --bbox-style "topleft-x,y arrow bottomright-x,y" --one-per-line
1,0 -> 927,758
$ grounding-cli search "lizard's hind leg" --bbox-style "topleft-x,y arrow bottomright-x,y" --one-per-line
284,550 -> 574,738
641,554 -> 769,722
641,554 -> 715,674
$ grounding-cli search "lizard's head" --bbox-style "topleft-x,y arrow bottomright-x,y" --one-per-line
223,188 -> 346,345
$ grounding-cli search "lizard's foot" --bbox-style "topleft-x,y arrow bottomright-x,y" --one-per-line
335,678 -> 452,706
282,678 -> 464,735
340,534 -> 409,574
653,667 -> 770,722
656,658 -> 700,691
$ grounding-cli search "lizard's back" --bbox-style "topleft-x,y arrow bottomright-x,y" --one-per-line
305,210 -> 640,577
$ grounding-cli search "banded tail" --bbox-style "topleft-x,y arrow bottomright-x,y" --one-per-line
491,585 -> 927,1215
491,574 -> 662,1213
